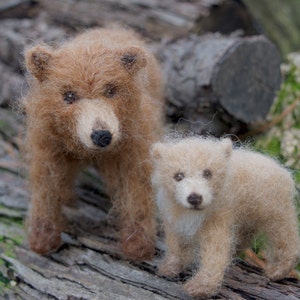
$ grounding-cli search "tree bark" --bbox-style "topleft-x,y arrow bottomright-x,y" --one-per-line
159,34 -> 282,135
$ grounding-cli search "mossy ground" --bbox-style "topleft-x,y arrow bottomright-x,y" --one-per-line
0,216 -> 24,295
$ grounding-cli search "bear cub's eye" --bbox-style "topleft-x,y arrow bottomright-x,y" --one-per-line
63,91 -> 79,104
174,172 -> 185,182
203,169 -> 212,179
104,84 -> 117,98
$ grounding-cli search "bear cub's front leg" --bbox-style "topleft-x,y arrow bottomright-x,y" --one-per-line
158,224 -> 195,277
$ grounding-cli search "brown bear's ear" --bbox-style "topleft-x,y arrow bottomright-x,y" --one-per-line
25,45 -> 53,81
220,138 -> 232,158
120,46 -> 147,74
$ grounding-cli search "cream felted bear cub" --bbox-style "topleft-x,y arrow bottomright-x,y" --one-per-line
151,136 -> 300,298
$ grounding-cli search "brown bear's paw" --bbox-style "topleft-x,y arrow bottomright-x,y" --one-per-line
158,256 -> 182,277
28,219 -> 62,255
183,277 -> 219,299
121,227 -> 155,261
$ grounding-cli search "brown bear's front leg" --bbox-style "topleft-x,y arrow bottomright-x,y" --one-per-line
119,173 -> 156,260
27,153 -> 79,255
103,152 -> 156,261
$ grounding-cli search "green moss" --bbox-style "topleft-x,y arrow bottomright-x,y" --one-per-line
0,236 -> 20,258
253,53 -> 300,170
251,234 -> 267,255
0,207 -> 25,293
0,216 -> 23,228
0,233 -> 23,293
0,260 -> 10,287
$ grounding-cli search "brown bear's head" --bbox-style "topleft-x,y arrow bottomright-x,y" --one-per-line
151,137 -> 232,211
24,30 -> 148,155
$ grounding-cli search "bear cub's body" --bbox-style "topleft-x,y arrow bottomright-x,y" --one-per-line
24,27 -> 164,260
151,137 -> 300,298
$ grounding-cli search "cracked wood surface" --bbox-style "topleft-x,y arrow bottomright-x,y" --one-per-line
0,123 -> 299,299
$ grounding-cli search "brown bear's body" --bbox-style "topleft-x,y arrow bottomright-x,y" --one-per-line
24,27 -> 164,260
151,137 -> 300,298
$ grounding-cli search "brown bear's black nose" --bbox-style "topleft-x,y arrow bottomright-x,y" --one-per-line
187,193 -> 203,206
91,130 -> 112,147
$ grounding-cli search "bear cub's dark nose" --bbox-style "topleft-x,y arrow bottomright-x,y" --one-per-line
187,193 -> 203,207
91,130 -> 112,147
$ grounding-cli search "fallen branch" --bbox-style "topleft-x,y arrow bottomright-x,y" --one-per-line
239,96 -> 300,138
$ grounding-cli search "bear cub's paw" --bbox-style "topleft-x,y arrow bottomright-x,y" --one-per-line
184,277 -> 219,298
158,256 -> 183,277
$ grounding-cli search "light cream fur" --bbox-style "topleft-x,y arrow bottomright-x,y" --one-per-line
151,136 -> 300,298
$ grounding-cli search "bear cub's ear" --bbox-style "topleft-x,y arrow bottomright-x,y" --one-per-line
120,46 -> 147,74
220,138 -> 232,158
150,142 -> 167,161
25,44 -> 53,82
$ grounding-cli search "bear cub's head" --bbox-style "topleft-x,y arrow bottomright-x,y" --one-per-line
151,137 -> 232,211
24,29 -> 148,154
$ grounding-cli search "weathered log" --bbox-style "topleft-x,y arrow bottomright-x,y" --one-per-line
193,0 -> 258,36
0,62 -> 24,107
38,0 -> 259,41
0,18 -> 66,106
0,0 -> 39,19
0,165 -> 300,300
0,17 -> 281,135
39,0 -> 199,39
0,2 -> 280,132
159,34 -> 282,135
0,18 -> 66,72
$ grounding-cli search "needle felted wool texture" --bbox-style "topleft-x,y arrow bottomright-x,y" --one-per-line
23,26 -> 165,260
151,136 -> 300,298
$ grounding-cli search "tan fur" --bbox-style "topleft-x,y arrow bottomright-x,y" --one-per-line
24,27 -> 164,260
151,136 -> 300,298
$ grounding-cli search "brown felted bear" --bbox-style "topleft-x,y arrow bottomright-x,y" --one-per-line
23,27 -> 164,260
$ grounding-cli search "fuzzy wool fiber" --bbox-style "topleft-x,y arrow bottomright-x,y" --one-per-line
23,26 -> 165,260
151,136 -> 300,298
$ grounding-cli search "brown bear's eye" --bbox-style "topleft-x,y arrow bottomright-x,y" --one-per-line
104,84 -> 117,98
174,172 -> 185,182
63,91 -> 78,104
203,169 -> 212,179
